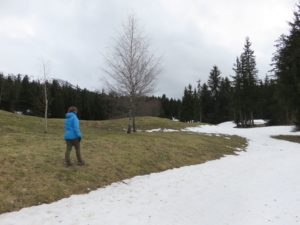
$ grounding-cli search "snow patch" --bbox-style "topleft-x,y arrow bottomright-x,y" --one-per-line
146,128 -> 179,133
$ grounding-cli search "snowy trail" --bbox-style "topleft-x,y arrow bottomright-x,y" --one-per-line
1,123 -> 300,225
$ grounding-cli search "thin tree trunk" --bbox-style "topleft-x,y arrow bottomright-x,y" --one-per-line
233,110 -> 236,125
244,112 -> 247,127
286,108 -> 290,124
199,111 -> 202,123
44,82 -> 48,133
127,96 -> 133,133
239,110 -> 243,127
43,63 -> 48,133
127,108 -> 132,133
132,99 -> 136,132
132,115 -> 136,132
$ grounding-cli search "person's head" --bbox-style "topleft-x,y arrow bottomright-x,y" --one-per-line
67,106 -> 78,114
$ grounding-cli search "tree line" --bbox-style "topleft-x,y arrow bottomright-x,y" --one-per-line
160,62 -> 278,127
0,74 -> 161,120
161,3 -> 300,129
160,37 -> 290,127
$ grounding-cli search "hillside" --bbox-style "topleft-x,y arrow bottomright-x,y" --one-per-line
0,110 -> 246,213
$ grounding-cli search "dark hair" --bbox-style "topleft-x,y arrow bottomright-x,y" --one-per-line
68,106 -> 78,113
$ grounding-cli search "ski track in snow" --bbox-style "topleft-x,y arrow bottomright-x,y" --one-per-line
1,122 -> 300,225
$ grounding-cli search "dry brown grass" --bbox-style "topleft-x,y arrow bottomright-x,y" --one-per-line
272,135 -> 300,144
0,110 -> 246,213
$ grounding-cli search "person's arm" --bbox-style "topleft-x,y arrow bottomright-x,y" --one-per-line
73,116 -> 81,138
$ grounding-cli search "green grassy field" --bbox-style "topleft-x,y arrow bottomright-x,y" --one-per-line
0,110 -> 247,213
272,135 -> 300,144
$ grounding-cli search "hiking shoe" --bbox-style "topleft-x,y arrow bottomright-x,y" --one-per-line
64,161 -> 73,167
77,161 -> 85,166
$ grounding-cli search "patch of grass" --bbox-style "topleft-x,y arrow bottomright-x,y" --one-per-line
0,110 -> 246,213
272,135 -> 300,144
85,116 -> 204,132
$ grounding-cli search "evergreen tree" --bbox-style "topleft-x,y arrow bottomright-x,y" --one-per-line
232,37 -> 258,127
200,83 -> 213,123
218,77 -> 233,122
30,80 -> 44,116
181,84 -> 194,122
169,98 -> 181,119
17,75 -> 33,113
49,80 -> 65,118
80,88 -> 93,120
208,65 -> 221,99
241,37 -> 258,125
160,94 -> 169,118
255,76 -> 279,124
194,80 -> 202,122
232,57 -> 243,125
273,3 -> 300,128
207,65 -> 222,123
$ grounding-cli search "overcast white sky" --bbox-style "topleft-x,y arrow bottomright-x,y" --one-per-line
0,0 -> 297,98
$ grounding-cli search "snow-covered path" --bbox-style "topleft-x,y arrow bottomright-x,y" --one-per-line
1,123 -> 300,225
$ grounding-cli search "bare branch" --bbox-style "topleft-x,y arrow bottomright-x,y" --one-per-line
103,15 -> 161,133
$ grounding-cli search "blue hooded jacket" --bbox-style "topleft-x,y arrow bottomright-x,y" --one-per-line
64,112 -> 81,140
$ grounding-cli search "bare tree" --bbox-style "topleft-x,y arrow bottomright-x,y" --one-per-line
40,60 -> 50,133
104,15 -> 161,133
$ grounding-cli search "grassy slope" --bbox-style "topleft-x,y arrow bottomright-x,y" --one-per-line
272,135 -> 300,144
0,110 -> 247,213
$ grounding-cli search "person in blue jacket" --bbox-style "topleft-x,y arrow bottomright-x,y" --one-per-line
64,106 -> 84,166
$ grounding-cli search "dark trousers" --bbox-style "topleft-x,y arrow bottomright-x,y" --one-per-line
65,138 -> 83,163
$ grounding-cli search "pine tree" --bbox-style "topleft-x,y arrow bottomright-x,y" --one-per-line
273,3 -> 300,128
30,80 -> 44,116
195,80 -> 202,122
242,37 -> 258,126
232,37 -> 258,127
207,65 -> 223,123
208,65 -> 221,99
218,77 -> 233,122
255,76 -> 279,124
49,80 -> 65,118
160,94 -> 169,118
17,75 -> 33,113
232,57 -> 243,126
181,84 -> 194,122
200,83 -> 213,123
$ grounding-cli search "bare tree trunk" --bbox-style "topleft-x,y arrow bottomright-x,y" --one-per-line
44,88 -> 48,133
239,110 -> 243,127
43,63 -> 48,133
244,112 -> 247,127
132,116 -> 136,132
233,110 -> 236,125
199,111 -> 202,123
132,96 -> 137,132
127,96 -> 133,133
286,108 -> 290,124
132,103 -> 136,132
127,109 -> 132,133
